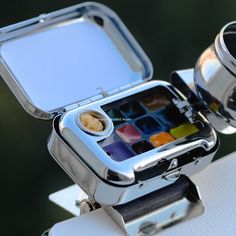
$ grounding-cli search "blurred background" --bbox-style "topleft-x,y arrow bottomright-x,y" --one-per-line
0,1 -> 236,235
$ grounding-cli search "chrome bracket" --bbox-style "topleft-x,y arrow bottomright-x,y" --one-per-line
47,176 -> 204,236
103,176 -> 204,236
172,98 -> 195,123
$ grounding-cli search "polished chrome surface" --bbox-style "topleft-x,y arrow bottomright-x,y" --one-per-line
48,118 -> 177,205
195,21 -> 236,134
76,109 -> 113,136
171,69 -> 236,133
0,2 -> 153,119
168,158 -> 178,170
58,80 -> 218,186
79,199 -> 100,215
103,178 -> 204,236
0,3 -> 226,232
48,80 -> 219,205
48,119 -> 217,206
163,170 -> 181,181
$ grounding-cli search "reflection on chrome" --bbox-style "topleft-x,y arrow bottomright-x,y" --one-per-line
195,21 -> 236,134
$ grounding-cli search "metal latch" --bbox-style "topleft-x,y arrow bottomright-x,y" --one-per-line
172,98 -> 195,123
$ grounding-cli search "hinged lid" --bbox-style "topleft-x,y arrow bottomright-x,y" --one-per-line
0,3 -> 153,119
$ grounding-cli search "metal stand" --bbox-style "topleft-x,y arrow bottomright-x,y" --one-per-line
103,177 -> 203,236
45,153 -> 236,236
47,176 -> 203,236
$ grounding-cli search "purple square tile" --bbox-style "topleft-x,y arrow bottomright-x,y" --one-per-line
103,141 -> 134,162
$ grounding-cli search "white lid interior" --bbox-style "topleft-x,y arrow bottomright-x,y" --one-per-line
0,3 -> 153,118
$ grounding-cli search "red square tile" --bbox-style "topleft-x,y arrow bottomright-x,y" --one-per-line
116,124 -> 141,143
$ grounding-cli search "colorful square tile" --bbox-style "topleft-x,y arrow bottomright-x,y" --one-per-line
132,140 -> 154,154
150,132 -> 175,147
156,105 -> 186,129
136,116 -> 162,134
155,109 -> 175,130
116,124 -> 141,143
106,108 -> 126,125
141,94 -> 170,111
103,142 -> 134,162
170,123 -> 199,139
119,101 -> 146,119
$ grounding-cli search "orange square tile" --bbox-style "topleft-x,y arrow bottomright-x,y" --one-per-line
150,132 -> 175,147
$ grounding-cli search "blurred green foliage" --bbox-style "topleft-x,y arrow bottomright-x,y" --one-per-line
0,1 -> 236,235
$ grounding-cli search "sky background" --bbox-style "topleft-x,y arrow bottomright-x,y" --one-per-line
0,1 -> 236,235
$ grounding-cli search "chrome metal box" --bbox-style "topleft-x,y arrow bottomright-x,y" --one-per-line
0,0 -> 217,209
2,2 -> 236,235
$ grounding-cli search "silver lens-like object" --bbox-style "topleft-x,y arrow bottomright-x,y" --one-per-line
195,21 -> 236,134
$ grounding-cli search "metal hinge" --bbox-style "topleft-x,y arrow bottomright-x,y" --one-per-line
172,98 -> 195,123
61,80 -> 144,113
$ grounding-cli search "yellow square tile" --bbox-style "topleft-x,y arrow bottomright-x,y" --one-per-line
170,123 -> 199,139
